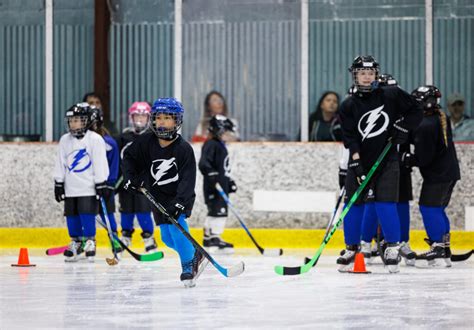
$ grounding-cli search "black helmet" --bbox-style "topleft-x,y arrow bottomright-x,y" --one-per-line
65,103 -> 91,138
89,105 -> 104,128
411,85 -> 442,110
349,55 -> 380,93
208,114 -> 235,138
378,73 -> 397,87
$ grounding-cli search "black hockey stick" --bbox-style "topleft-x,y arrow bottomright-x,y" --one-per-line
95,216 -> 164,262
140,188 -> 245,278
100,198 -> 120,265
304,187 -> 345,265
451,250 -> 473,262
275,141 -> 392,276
215,183 -> 283,256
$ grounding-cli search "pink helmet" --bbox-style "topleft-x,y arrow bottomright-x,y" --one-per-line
128,102 -> 151,132
128,102 -> 151,115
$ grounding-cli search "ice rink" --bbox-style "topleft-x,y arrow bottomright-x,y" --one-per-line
1,249 -> 473,329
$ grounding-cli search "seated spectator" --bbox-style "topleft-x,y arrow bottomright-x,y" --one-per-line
192,91 -> 240,142
447,93 -> 474,141
307,91 -> 342,141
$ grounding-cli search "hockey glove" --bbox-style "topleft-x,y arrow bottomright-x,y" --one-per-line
338,168 -> 347,189
123,178 -> 144,194
348,159 -> 366,185
95,182 -> 110,200
54,181 -> 65,203
401,152 -> 414,169
229,180 -> 238,193
390,118 -> 409,145
168,202 -> 185,220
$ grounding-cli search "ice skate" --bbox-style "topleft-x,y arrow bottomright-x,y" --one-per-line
204,236 -> 234,254
121,230 -> 133,247
142,232 -> 158,253
442,233 -> 452,267
180,250 -> 210,288
399,241 -> 416,266
384,243 -> 401,273
337,245 -> 358,272
360,241 -> 373,264
84,239 -> 96,262
417,241 -> 446,267
64,239 -> 82,263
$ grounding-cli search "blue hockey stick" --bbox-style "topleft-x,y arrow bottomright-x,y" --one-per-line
215,183 -> 283,256
140,188 -> 245,278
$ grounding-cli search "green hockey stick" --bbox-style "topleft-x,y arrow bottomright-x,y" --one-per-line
275,141 -> 392,276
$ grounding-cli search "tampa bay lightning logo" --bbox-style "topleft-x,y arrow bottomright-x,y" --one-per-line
358,105 -> 389,141
66,149 -> 92,173
150,158 -> 179,186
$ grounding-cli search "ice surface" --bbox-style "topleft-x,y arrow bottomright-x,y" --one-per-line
1,250 -> 473,329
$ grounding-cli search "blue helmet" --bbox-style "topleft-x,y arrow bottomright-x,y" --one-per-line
150,98 -> 184,140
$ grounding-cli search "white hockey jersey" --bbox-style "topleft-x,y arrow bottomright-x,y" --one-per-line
339,146 -> 350,171
53,130 -> 109,197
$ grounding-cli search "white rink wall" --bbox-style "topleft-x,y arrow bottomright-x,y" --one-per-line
0,142 -> 472,229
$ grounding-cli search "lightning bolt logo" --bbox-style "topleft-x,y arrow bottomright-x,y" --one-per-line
150,158 -> 179,186
67,149 -> 92,173
358,105 -> 389,141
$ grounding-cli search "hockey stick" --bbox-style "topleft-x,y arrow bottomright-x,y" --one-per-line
304,187 -> 345,265
215,183 -> 283,256
46,245 -> 68,256
95,216 -> 164,262
451,250 -> 473,262
100,198 -> 120,266
275,141 -> 392,276
140,187 -> 245,278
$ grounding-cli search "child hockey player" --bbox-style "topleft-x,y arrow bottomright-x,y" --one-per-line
53,103 -> 109,262
403,85 -> 460,267
116,102 -> 157,252
198,114 -> 237,253
359,74 -> 417,266
88,106 -> 121,254
338,55 -> 422,273
122,98 -> 208,287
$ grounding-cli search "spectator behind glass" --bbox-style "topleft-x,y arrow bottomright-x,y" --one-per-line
307,91 -> 342,141
447,93 -> 474,141
82,92 -> 119,135
192,91 -> 240,142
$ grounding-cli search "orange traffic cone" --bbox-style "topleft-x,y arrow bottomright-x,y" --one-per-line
11,248 -> 36,267
349,253 -> 370,274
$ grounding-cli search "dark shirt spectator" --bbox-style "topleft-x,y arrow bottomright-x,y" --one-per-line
308,91 -> 342,141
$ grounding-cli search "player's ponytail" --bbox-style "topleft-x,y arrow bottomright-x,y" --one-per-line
436,107 -> 448,147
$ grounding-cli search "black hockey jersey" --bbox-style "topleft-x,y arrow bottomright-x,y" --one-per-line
114,128 -> 148,189
411,114 -> 460,183
339,86 -> 423,168
122,132 -> 197,215
199,138 -> 232,202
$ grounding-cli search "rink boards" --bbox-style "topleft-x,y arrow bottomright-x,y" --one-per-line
0,228 -> 472,251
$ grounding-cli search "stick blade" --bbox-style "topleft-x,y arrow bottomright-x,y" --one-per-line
263,248 -> 283,257
274,265 -> 303,276
140,251 -> 165,262
106,257 -> 119,266
226,261 -> 245,277
46,246 -> 68,256
451,250 -> 473,262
